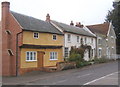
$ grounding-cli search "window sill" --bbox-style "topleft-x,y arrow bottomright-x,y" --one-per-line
26,60 -> 37,62
50,59 -> 58,61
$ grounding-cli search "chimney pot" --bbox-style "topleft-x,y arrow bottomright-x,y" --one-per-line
46,13 -> 50,22
70,21 -> 74,26
2,1 -> 10,8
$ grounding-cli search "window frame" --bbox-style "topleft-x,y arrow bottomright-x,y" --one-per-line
53,34 -> 57,40
98,48 -> 102,58
33,32 -> 39,39
50,52 -> 58,60
26,51 -> 37,62
98,38 -> 102,45
77,36 -> 79,43
64,47 -> 69,58
67,34 -> 71,42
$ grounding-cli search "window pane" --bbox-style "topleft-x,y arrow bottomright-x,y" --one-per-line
53,35 -> 56,40
30,52 -> 33,60
26,52 -> 29,60
34,52 -> 36,60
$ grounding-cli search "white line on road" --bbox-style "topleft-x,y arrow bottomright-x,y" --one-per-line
77,73 -> 93,78
83,71 -> 118,85
52,79 -> 67,85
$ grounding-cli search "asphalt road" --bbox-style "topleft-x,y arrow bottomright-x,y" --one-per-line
2,60 -> 119,86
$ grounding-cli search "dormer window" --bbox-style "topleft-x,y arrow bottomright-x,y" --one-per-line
33,32 -> 39,39
53,34 -> 57,40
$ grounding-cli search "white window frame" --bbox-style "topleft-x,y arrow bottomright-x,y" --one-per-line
53,34 -> 57,40
67,34 -> 71,42
50,52 -> 58,60
33,32 -> 39,39
26,51 -> 37,61
77,36 -> 79,43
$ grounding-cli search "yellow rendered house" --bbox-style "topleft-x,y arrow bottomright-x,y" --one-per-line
11,12 -> 64,75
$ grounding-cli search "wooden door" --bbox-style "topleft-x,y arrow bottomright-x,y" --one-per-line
37,51 -> 45,68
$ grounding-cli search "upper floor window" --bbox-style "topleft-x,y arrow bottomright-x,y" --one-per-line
84,37 -> 87,44
77,36 -> 79,43
50,52 -> 58,60
33,32 -> 39,39
67,34 -> 71,42
53,34 -> 57,40
26,51 -> 37,61
91,38 -> 93,43
98,38 -> 101,45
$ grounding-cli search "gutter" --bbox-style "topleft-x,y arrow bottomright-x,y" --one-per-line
16,31 -> 23,76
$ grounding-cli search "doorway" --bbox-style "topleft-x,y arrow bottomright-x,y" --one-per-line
37,51 -> 45,68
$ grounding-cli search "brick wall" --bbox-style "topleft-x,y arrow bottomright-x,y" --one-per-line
1,1 -> 22,76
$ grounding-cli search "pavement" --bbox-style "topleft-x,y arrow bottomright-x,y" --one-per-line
2,60 -> 119,86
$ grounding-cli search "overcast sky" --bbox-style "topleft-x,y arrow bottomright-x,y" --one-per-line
0,0 -> 114,25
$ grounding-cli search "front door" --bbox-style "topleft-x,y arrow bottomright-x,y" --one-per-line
37,51 -> 45,68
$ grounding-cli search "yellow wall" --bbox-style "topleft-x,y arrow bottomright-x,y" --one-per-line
23,31 -> 63,46
20,48 -> 63,68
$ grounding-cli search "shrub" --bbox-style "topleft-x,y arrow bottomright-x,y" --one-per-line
93,58 -> 109,64
76,61 -> 91,68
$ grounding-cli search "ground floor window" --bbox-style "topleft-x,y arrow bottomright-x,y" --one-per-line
65,47 -> 69,58
50,52 -> 58,60
26,51 -> 37,61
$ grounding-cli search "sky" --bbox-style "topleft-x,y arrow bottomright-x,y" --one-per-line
0,0 -> 114,25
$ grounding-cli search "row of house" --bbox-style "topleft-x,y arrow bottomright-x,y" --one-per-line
1,1 -> 116,76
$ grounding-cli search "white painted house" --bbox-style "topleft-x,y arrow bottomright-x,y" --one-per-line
50,20 -> 96,61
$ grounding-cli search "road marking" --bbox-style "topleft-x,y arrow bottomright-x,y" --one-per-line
77,73 -> 93,78
83,71 -> 118,85
52,79 -> 67,84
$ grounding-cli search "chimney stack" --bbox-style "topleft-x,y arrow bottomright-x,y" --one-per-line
46,13 -> 50,22
2,1 -> 10,30
70,21 -> 74,26
75,22 -> 84,28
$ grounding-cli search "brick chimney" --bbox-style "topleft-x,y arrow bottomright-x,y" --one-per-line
75,22 -> 84,28
70,21 -> 74,26
2,1 -> 10,30
46,13 -> 50,22
1,1 -> 11,76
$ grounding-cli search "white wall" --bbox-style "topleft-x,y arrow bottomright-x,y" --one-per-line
64,32 -> 96,60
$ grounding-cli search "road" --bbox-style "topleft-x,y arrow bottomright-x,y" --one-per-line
2,60 -> 119,86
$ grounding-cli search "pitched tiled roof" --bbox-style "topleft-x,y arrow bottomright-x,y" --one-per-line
87,23 -> 110,35
51,21 -> 95,37
11,11 -> 63,35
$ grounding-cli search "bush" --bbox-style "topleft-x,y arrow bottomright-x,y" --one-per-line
68,53 -> 83,62
93,58 -> 109,64
76,61 -> 91,68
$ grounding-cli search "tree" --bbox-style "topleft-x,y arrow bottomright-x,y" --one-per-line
105,0 -> 120,54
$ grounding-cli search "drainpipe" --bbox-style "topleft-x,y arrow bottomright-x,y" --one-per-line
16,31 -> 22,76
